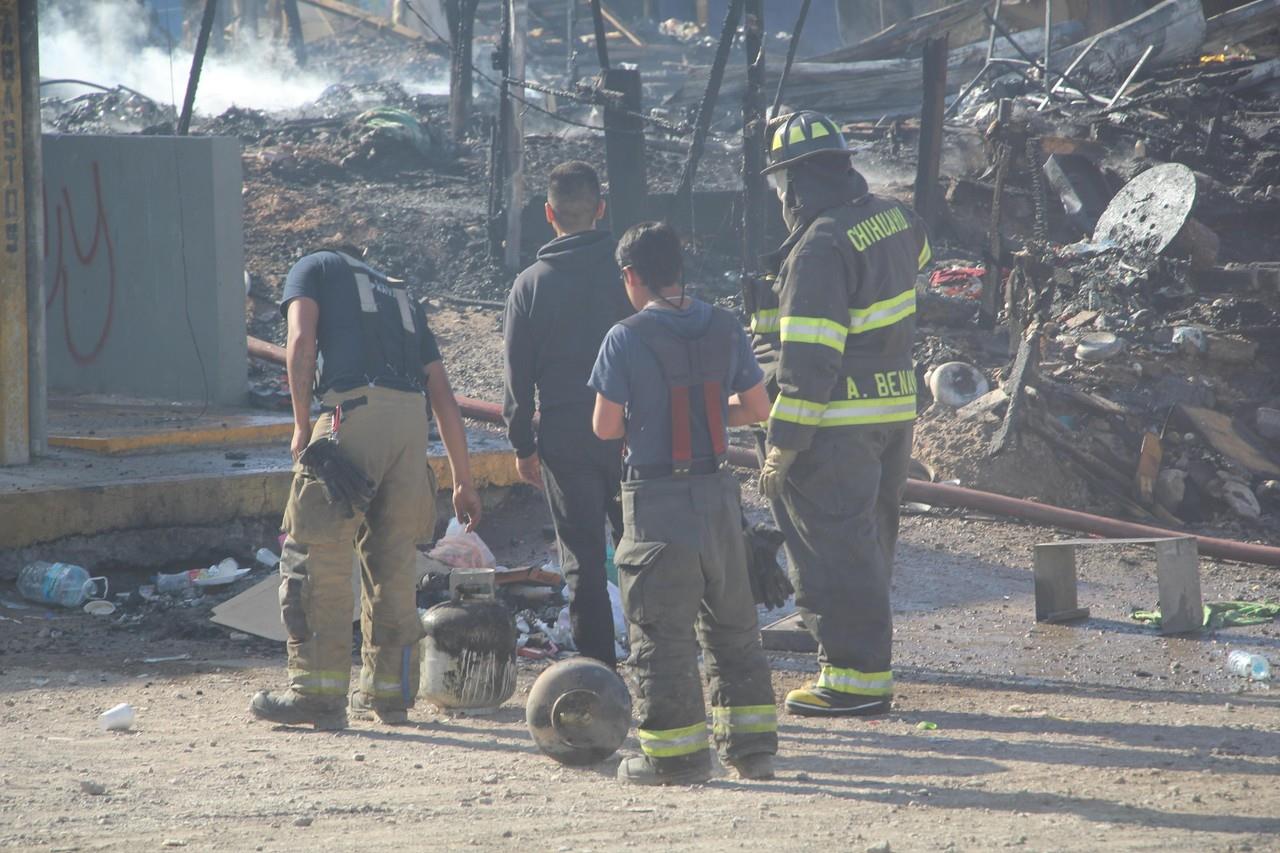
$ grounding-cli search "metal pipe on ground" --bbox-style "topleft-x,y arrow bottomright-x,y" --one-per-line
247,336 -> 1280,567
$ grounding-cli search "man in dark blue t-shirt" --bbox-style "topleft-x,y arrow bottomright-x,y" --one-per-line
589,222 -> 778,786
250,246 -> 481,731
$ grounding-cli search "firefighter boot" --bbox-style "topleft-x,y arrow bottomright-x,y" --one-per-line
785,684 -> 891,717
616,750 -> 712,786
349,690 -> 410,725
250,689 -> 348,730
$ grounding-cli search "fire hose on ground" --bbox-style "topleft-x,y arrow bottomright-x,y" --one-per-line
249,336 -> 1280,568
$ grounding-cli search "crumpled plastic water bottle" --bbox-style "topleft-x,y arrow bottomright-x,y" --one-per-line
1227,649 -> 1271,682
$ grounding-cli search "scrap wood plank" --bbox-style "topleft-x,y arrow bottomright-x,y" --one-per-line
599,1 -> 644,47
988,334 -> 1040,457
495,566 -> 564,587
298,0 -> 433,41
1174,404 -> 1280,479
1136,431 -> 1163,503
1037,376 -> 1127,416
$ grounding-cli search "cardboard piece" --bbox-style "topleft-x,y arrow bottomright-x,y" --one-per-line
760,612 -> 818,653
211,557 -> 362,642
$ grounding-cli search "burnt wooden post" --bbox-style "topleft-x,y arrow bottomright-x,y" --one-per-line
671,0 -> 743,224
504,0 -> 526,271
446,0 -> 480,143
178,0 -> 219,135
588,0 -> 610,71
282,0 -> 306,67
602,68 -> 646,238
913,34 -> 947,234
741,0 -> 766,283
487,0 -> 513,261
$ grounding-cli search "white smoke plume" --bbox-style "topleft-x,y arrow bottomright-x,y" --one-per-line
39,0 -> 336,115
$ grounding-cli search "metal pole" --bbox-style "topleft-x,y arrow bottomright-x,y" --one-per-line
178,0 -> 219,135
0,0 -> 30,464
770,0 -> 811,117
984,0 -> 1000,62
672,0 -> 744,219
1042,0 -> 1052,98
20,0 -> 43,456
588,0 -> 609,71
1107,44 -> 1154,109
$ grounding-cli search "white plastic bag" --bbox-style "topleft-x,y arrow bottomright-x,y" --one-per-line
427,518 -> 497,569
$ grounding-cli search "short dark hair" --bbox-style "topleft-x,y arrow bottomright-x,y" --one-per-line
547,161 -> 602,231
616,221 -> 683,290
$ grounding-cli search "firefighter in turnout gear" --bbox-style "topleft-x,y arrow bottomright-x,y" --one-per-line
250,246 -> 483,730
590,223 -> 778,785
752,111 -> 931,717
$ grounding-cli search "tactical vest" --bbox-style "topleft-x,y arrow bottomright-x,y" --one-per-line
333,252 -> 425,394
619,306 -> 738,474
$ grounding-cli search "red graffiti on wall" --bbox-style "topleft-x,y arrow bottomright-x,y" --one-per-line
43,161 -> 116,366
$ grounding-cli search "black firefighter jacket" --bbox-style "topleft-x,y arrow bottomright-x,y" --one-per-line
751,167 -> 931,451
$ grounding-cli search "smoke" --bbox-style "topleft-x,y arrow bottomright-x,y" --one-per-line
39,0 -> 336,115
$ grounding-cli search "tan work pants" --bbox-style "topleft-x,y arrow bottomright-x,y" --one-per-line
279,385 -> 435,710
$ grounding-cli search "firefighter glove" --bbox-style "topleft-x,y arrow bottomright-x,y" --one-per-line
298,436 -> 376,518
744,523 -> 794,610
758,447 -> 798,501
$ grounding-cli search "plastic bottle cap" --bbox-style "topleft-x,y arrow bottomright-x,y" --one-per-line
84,600 -> 117,616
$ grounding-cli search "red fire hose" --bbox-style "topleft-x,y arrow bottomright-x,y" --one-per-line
250,336 -> 1280,567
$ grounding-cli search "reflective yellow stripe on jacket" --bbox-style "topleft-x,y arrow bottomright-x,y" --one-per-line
636,721 -> 709,759
780,316 -> 848,353
848,288 -> 916,335
771,393 -> 915,428
751,308 -> 780,335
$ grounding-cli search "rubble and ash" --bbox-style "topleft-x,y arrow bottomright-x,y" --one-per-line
36,3 -> 1280,540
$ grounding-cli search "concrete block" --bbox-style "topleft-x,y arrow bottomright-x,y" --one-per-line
42,135 -> 247,404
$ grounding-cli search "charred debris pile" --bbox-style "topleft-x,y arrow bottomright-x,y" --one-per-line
882,0 -> 1280,538
36,1 -> 1280,535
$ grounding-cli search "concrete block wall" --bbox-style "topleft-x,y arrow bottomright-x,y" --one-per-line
42,135 -> 247,405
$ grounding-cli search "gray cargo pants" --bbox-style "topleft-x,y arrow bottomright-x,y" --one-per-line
614,471 -> 778,768
761,425 -> 912,698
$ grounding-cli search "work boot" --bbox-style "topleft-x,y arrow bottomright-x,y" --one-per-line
785,685 -> 891,717
349,690 -> 410,725
727,752 -> 775,781
249,689 -> 347,731
616,751 -> 712,787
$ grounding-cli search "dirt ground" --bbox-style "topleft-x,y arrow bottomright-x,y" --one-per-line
3,490 -> 1278,853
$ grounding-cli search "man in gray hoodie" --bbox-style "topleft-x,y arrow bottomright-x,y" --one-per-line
503,161 -> 632,667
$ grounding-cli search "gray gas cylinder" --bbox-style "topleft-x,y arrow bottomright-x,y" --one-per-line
419,569 -> 517,714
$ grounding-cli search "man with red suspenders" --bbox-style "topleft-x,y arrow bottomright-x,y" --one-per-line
590,222 -> 778,786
